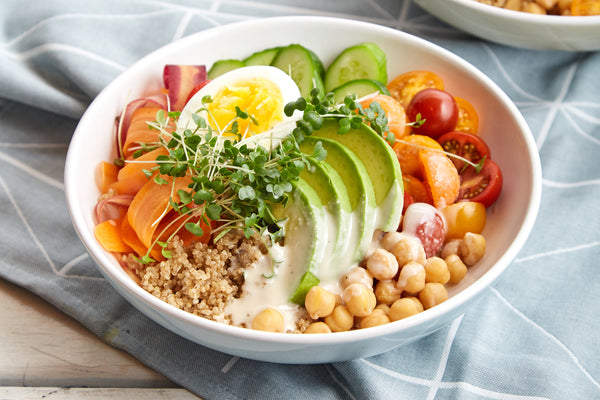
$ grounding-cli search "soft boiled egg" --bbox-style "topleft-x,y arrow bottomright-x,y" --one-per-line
177,65 -> 302,149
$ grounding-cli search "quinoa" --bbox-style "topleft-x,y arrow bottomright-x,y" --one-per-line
124,229 -> 266,324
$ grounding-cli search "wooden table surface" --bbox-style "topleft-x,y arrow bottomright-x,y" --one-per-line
0,279 -> 201,399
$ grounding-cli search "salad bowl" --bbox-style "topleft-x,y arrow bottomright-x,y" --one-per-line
64,16 -> 541,363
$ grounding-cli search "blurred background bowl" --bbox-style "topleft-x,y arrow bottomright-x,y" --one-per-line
415,0 -> 600,51
64,16 -> 542,364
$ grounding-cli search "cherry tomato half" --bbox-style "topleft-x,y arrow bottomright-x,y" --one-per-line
387,70 -> 444,109
407,88 -> 458,140
458,158 -> 503,208
454,96 -> 479,135
185,80 -> 211,104
437,131 -> 491,171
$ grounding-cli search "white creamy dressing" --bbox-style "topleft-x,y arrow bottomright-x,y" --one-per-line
226,187 -> 410,331
375,183 -> 401,230
225,245 -> 305,331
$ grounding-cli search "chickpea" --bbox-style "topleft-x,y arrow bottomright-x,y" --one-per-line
304,286 -> 336,319
342,283 -> 377,317
304,321 -> 332,334
380,231 -> 412,252
389,297 -> 424,321
391,236 -> 426,267
324,305 -> 354,332
366,248 -> 399,281
424,256 -> 450,284
535,0 -> 558,10
445,254 -> 468,284
340,266 -> 373,290
252,308 -> 284,332
419,283 -> 448,310
360,308 -> 391,329
440,239 -> 461,259
459,232 -> 486,266
374,280 -> 403,305
396,261 -> 426,293
524,1 -> 546,13
375,303 -> 390,315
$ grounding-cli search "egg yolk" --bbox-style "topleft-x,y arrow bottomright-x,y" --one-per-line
207,78 -> 284,137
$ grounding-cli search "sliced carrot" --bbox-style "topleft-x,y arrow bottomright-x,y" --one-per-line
95,218 -> 134,253
155,209 -> 212,247
95,161 -> 119,194
360,94 -> 410,140
123,107 -> 165,159
392,134 -> 444,179
419,150 -> 460,209
109,147 -> 169,195
127,175 -> 192,248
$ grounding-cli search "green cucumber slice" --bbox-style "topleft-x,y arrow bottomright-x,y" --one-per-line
324,42 -> 387,92
331,78 -> 390,104
207,59 -> 245,79
243,47 -> 281,66
271,44 -> 325,98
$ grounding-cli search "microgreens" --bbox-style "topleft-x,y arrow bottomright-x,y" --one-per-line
117,87 -> 451,264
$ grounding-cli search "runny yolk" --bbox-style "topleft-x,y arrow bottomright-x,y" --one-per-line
207,78 -> 284,137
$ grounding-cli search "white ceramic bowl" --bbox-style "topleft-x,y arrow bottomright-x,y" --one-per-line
415,0 -> 600,51
65,16 -> 541,364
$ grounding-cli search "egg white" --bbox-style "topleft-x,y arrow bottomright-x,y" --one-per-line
177,65 -> 302,150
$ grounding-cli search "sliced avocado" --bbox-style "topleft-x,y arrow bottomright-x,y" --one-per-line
300,136 -> 376,264
310,118 -> 403,232
272,178 -> 327,305
298,156 -> 353,282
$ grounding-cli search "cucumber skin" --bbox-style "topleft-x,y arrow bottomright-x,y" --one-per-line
243,47 -> 281,66
270,44 -> 325,98
331,78 -> 390,104
207,59 -> 246,79
324,42 -> 387,92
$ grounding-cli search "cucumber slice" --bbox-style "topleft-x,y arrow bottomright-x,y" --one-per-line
207,59 -> 245,79
243,47 -> 281,66
270,44 -> 325,98
324,42 -> 387,93
331,79 -> 390,104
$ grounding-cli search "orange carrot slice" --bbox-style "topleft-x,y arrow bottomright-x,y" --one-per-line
95,218 -> 133,253
95,161 -> 119,194
110,147 -> 169,195
127,175 -> 192,248
122,107 -> 165,159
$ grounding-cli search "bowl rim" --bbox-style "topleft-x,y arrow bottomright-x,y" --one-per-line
429,0 -> 600,25
65,15 -> 542,346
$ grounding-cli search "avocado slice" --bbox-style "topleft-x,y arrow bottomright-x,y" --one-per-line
272,178 -> 327,305
298,155 -> 354,284
300,136 -> 377,265
310,118 -> 403,232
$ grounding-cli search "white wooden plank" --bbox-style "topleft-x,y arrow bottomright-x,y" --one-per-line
0,279 -> 175,388
0,387 -> 200,399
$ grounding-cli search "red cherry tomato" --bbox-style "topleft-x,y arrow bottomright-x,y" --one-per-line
458,158 -> 503,207
437,131 -> 491,171
406,88 -> 458,139
185,80 -> 211,104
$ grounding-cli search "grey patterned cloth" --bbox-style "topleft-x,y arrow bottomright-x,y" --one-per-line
1,1 -> 599,399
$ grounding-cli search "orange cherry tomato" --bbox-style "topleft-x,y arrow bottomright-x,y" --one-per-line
360,94 -> 410,140
387,70 -> 445,110
419,150 -> 460,209
454,96 -> 479,135
402,174 -> 433,205
392,134 -> 443,179
571,0 -> 600,15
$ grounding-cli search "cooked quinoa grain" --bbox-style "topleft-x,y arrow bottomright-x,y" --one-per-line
124,230 -> 266,324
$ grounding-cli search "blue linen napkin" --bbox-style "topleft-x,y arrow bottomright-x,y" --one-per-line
1,1 -> 599,399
